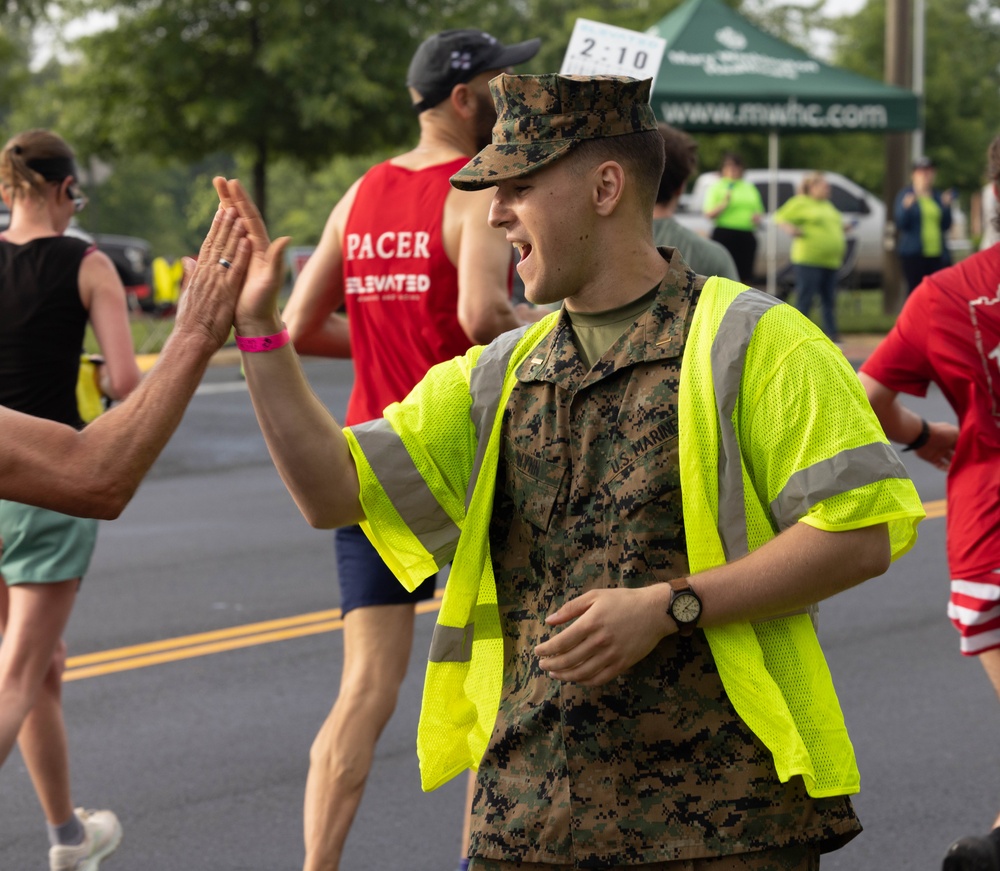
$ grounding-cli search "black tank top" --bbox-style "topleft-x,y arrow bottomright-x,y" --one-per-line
0,235 -> 93,428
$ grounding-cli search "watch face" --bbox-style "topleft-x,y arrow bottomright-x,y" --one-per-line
671,591 -> 701,624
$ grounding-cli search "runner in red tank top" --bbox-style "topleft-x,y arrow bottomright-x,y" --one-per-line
281,29 -> 543,871
340,156 -> 475,425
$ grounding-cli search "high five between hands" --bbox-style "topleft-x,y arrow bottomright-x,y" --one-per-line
168,177 -> 288,349
212,177 -> 290,338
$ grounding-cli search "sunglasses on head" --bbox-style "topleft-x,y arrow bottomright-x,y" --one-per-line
65,181 -> 88,214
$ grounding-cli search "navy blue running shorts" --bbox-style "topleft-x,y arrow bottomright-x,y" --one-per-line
335,524 -> 437,616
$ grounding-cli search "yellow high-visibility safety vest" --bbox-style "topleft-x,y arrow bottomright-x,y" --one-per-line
345,276 -> 924,795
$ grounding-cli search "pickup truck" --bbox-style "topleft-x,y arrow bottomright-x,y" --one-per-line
677,169 -> 972,288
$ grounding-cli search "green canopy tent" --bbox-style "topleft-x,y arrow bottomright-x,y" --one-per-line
646,0 -> 919,291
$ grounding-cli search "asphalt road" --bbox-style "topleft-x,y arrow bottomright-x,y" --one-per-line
1,354 -> 995,871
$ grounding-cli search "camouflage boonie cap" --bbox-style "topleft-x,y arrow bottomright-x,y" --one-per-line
450,73 -> 657,191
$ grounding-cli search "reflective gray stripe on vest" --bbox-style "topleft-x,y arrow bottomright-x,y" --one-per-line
771,441 -> 909,530
429,328 -> 543,664
465,325 -> 533,509
350,418 -> 460,566
429,622 -> 474,663
711,290 -> 781,561
429,603 -> 506,662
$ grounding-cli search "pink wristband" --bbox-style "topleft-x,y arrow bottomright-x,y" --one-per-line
235,326 -> 291,353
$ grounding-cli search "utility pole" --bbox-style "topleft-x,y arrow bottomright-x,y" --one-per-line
882,0 -> 912,315
911,0 -> 925,162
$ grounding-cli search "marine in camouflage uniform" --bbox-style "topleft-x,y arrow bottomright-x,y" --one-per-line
453,74 -> 864,869
470,249 -> 859,868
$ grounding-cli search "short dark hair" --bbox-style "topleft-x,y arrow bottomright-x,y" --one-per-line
721,151 -> 744,169
656,123 -> 698,205
568,128 -> 665,214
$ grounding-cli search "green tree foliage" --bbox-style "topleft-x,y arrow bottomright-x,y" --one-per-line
59,0 -> 425,219
78,154 -> 236,255
51,0 -> 690,233
376,0 -> 685,80
0,24 -> 30,127
10,0 -> 1000,257
1,0 -> 48,22
819,0 -> 1000,195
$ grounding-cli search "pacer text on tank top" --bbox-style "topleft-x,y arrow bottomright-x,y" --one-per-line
346,231 -> 431,260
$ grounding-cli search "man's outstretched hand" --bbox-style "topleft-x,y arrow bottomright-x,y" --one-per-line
173,201 -> 250,350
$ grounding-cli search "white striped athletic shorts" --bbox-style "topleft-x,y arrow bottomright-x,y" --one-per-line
948,569 -> 1000,655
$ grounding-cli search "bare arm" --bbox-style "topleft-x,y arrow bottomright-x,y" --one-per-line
0,205 -> 251,518
535,522 -> 890,686
858,371 -> 957,469
282,182 -> 357,358
78,249 -> 142,400
703,184 -> 732,220
218,178 -> 363,529
450,186 -> 531,343
704,200 -> 729,220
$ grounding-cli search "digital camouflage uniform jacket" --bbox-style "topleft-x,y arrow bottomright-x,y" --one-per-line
469,251 -> 859,866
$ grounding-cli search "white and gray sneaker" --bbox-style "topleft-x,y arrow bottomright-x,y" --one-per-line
49,808 -> 123,871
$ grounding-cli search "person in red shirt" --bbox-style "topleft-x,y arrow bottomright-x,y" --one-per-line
859,135 -> 1000,871
280,29 -> 543,871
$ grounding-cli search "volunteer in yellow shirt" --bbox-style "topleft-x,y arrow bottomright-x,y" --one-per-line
774,171 -> 847,341
703,152 -> 764,283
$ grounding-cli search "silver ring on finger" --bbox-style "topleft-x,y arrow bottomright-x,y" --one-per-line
218,257 -> 233,269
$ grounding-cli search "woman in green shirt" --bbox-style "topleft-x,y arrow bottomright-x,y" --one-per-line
703,152 -> 764,283
774,171 -> 847,341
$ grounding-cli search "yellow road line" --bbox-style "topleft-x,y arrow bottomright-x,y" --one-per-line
64,592 -> 444,682
64,500 -> 947,682
68,608 -> 347,666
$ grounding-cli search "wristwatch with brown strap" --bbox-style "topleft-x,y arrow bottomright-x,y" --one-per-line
667,577 -> 703,636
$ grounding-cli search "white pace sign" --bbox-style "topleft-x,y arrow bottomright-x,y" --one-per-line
560,19 -> 666,91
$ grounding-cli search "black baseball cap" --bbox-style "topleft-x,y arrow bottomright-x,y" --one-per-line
914,156 -> 936,170
407,29 -> 541,113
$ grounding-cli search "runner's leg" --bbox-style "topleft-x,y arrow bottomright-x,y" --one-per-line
303,602 -> 416,871
0,578 -> 77,828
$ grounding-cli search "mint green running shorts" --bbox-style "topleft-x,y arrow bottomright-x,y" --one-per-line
0,501 -> 99,584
